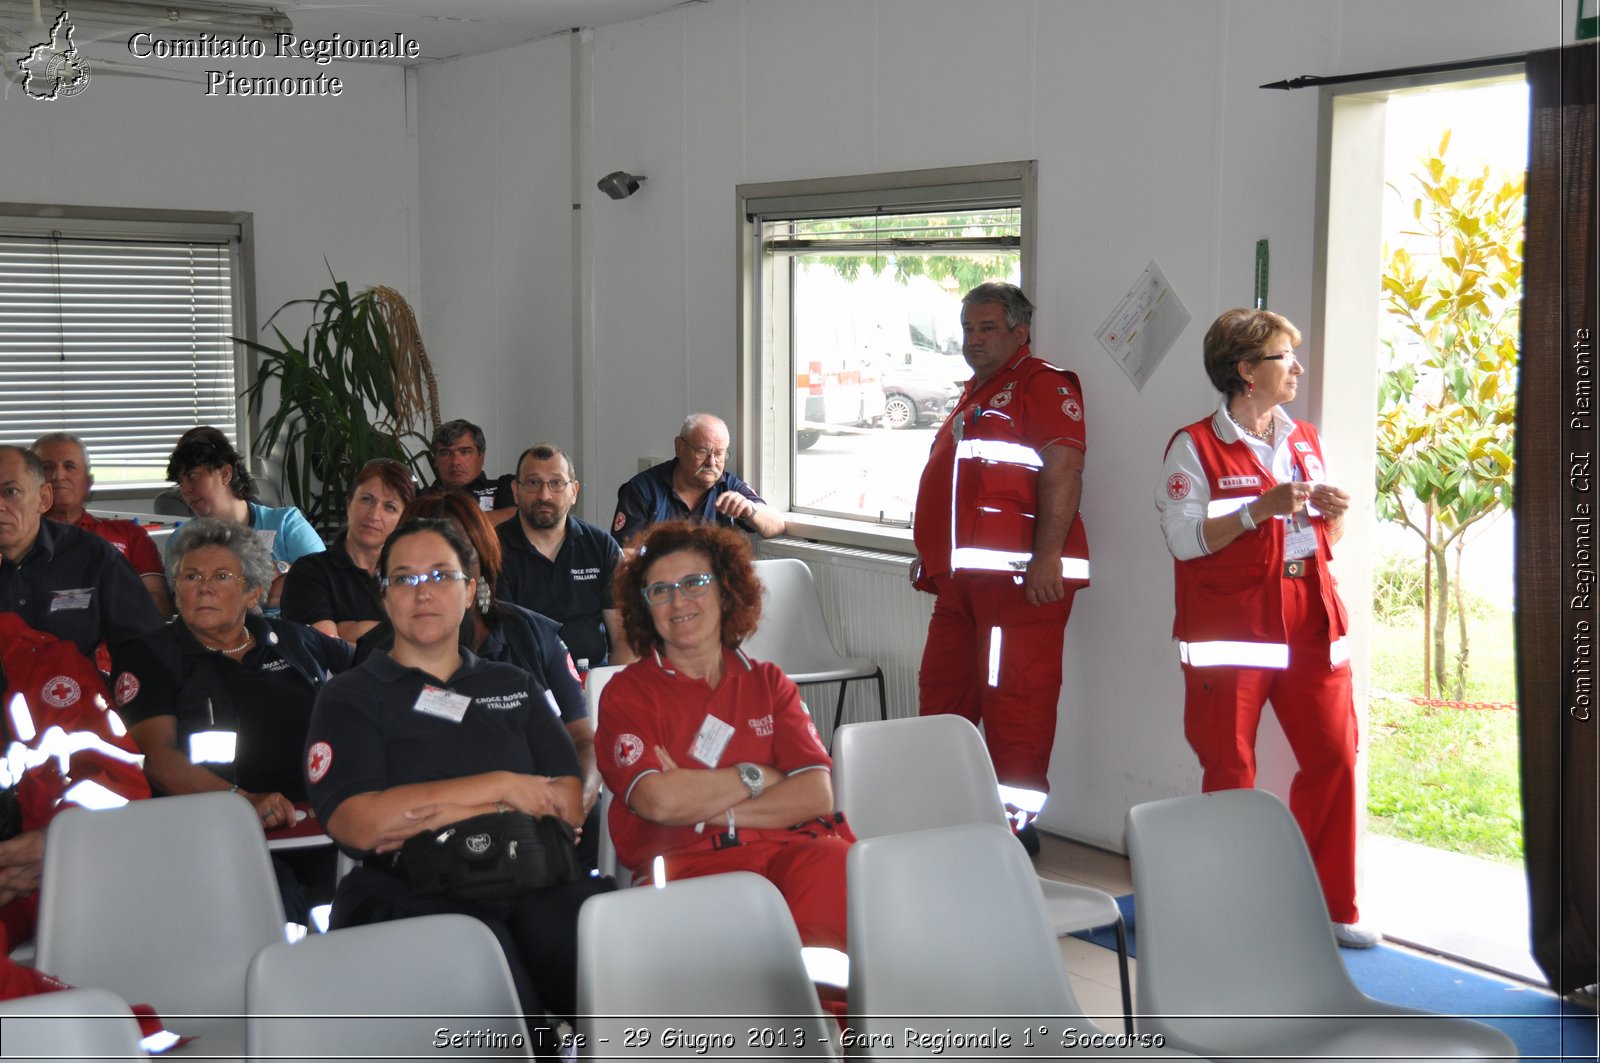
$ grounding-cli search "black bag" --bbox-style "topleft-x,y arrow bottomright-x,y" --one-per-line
397,811 -> 580,901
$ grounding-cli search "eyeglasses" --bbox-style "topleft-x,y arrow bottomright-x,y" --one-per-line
381,569 -> 472,590
1255,353 -> 1305,366
680,442 -> 728,463
518,477 -> 572,494
641,572 -> 717,605
177,570 -> 242,586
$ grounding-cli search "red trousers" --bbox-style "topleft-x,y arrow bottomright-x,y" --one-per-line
918,575 -> 1075,796
1182,572 -> 1359,923
649,833 -> 851,951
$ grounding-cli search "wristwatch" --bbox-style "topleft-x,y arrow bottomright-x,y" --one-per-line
735,762 -> 764,798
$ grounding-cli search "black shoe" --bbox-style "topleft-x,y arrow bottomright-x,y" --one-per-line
1015,823 -> 1041,858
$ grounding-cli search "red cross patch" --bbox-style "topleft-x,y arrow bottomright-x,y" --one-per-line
306,741 -> 333,784
1167,472 -> 1193,500
612,511 -> 627,533
615,733 -> 644,767
114,671 -> 140,707
1062,398 -> 1083,421
42,676 -> 81,708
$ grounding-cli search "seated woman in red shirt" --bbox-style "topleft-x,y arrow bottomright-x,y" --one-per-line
596,520 -> 851,950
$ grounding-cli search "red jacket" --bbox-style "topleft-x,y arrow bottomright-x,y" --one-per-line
0,614 -> 151,948
914,347 -> 1090,588
1166,417 -> 1348,668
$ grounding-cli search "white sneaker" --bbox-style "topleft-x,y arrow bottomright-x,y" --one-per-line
1332,921 -> 1381,949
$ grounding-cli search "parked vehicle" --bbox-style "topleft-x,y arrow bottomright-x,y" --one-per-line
882,366 -> 961,429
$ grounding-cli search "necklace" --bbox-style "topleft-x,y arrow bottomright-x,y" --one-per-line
1230,409 -> 1275,444
211,629 -> 254,655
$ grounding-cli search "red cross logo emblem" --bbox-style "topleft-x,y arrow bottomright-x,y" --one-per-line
42,676 -> 81,708
306,741 -> 333,784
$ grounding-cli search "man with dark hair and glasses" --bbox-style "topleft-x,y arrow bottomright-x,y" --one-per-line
420,419 -> 516,526
497,443 -> 634,672
610,413 -> 784,548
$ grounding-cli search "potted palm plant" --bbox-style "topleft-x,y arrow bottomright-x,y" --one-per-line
240,274 -> 439,534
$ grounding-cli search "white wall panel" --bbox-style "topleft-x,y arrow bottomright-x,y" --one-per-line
412,0 -> 1562,849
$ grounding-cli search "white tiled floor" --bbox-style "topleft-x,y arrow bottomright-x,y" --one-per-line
1032,831 -> 1136,1028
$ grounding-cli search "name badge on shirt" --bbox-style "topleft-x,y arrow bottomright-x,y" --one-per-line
413,684 -> 471,723
690,714 -> 735,768
1283,516 -> 1318,560
49,588 -> 93,611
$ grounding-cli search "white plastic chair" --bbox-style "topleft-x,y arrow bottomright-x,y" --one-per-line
246,913 -> 531,1060
833,714 -> 1132,1032
0,986 -> 147,1062
848,823 -> 1199,1059
587,663 -> 628,885
577,871 -> 838,1059
1125,789 -> 1519,1059
36,791 -> 288,1056
743,558 -> 886,736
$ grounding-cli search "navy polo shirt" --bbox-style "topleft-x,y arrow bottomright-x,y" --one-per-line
304,649 -> 580,850
610,460 -> 765,546
113,614 -> 352,800
280,534 -> 383,630
352,604 -> 586,726
0,518 -> 163,659
496,515 -> 621,668
419,472 -> 514,513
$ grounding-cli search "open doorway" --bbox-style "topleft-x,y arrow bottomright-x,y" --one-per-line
1319,72 -> 1534,981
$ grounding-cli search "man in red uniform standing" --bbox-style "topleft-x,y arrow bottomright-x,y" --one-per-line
911,283 -> 1090,852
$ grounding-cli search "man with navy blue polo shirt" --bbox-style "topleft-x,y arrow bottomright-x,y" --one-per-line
610,414 -> 785,548
498,444 -> 633,671
0,446 -> 162,662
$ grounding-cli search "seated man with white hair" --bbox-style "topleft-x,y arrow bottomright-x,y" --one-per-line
610,413 -> 785,548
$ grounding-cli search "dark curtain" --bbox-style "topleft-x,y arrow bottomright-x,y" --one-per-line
1518,41 -> 1598,997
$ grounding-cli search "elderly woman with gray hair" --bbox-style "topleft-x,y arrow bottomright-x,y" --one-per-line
110,517 -> 352,922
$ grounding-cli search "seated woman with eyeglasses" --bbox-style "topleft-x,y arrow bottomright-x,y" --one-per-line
304,518 -> 609,1055
596,520 -> 852,952
111,517 -> 353,925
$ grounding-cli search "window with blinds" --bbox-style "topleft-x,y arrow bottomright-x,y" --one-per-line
0,209 -> 252,491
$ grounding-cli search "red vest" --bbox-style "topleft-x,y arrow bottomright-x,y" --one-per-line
914,352 -> 1090,586
1166,416 -> 1347,668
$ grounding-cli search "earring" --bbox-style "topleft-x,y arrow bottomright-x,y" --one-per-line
1246,380 -> 1255,395
476,581 -> 492,612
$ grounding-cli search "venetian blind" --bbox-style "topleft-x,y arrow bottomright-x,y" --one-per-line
0,216 -> 244,487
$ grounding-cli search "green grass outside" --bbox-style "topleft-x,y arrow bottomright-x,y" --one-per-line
1364,605 -> 1524,863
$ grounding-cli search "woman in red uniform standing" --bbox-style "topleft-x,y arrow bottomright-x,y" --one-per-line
1155,307 -> 1377,948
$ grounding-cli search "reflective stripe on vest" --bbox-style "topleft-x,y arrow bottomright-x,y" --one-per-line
1177,639 -> 1290,669
950,547 -> 1092,580
1206,496 -> 1257,518
997,783 -> 1048,814
1330,637 -> 1350,668
955,437 -> 1045,468
62,778 -> 130,811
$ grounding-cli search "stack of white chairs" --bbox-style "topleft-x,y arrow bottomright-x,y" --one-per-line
585,662 -> 628,885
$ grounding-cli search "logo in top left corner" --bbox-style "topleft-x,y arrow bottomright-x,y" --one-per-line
16,11 -> 91,101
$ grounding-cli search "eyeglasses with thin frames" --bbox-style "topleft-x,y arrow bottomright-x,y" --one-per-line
518,478 -> 572,494
177,570 -> 243,586
642,572 -> 717,605
381,569 -> 472,591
